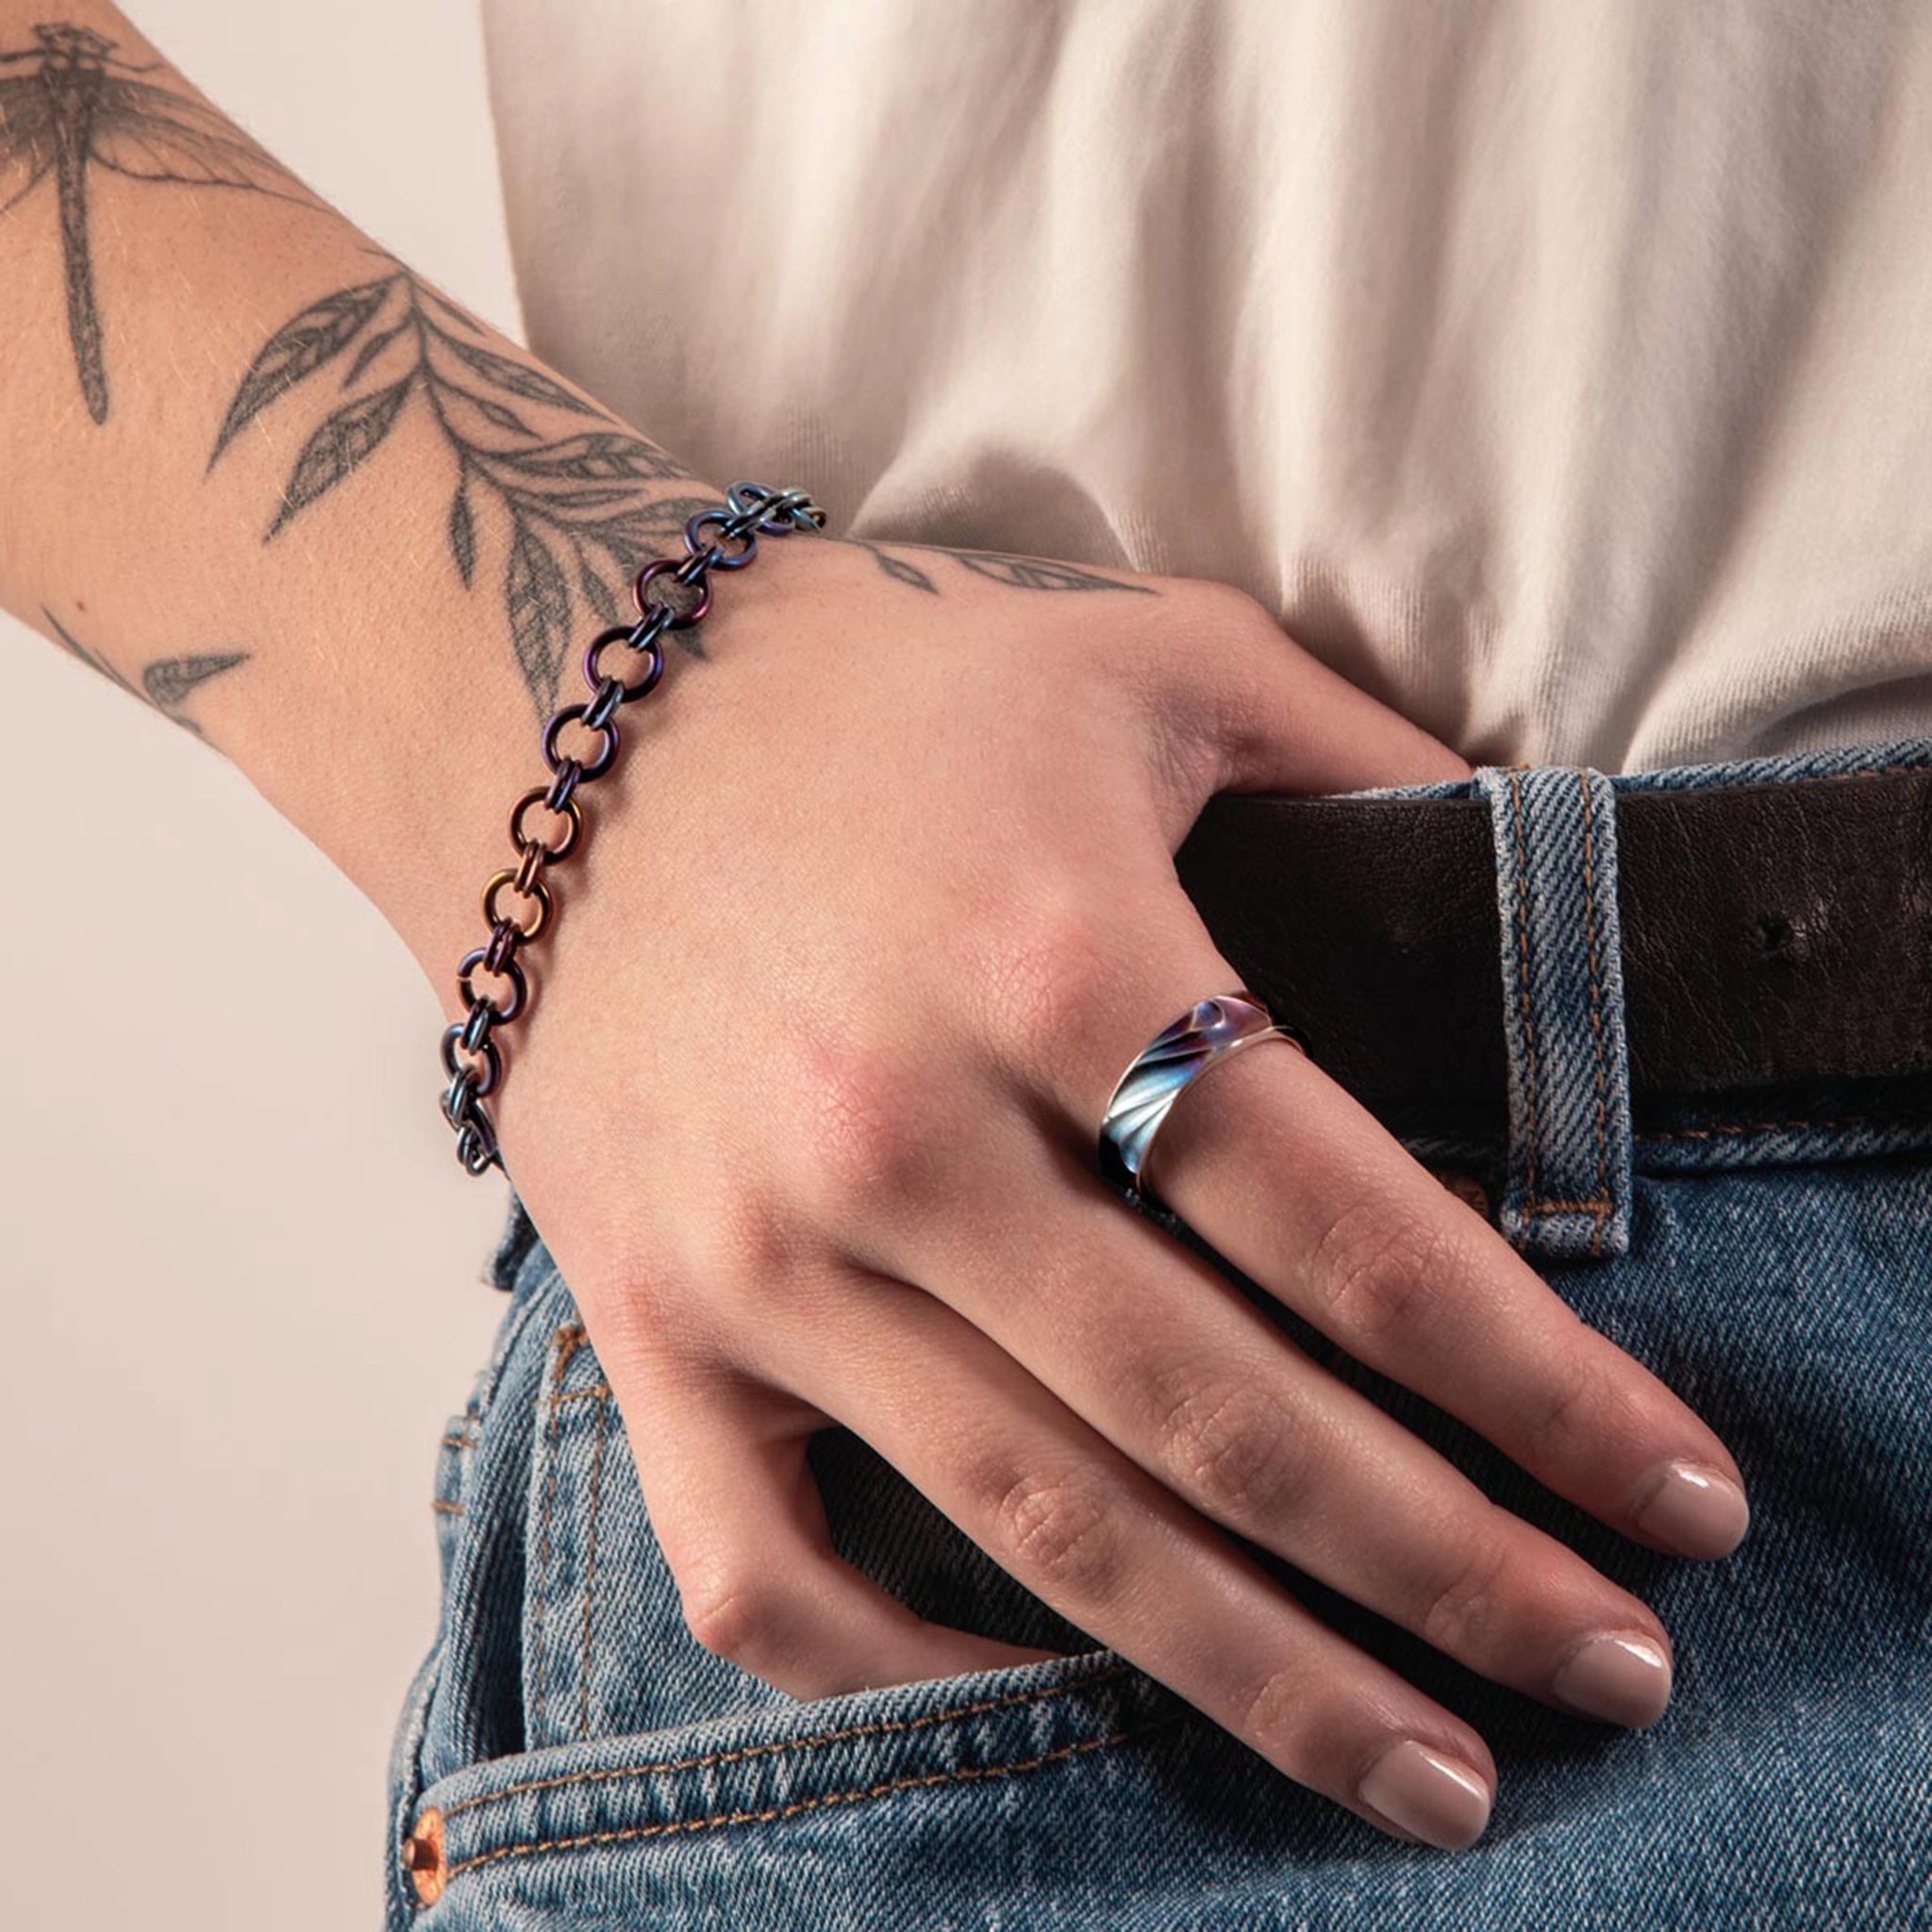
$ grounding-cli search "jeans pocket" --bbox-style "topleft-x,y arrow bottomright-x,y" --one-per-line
394,1282 -> 1183,1924
401,1646 -> 1174,1922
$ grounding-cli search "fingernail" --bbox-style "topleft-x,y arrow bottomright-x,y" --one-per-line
1634,1460 -> 1751,1557
1551,1630 -> 1673,1727
1358,1739 -> 1492,1850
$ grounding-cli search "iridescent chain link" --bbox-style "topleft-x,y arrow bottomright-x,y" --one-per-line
440,479 -> 827,1174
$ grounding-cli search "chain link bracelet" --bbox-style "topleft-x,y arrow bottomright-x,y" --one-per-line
438,479 -> 828,1174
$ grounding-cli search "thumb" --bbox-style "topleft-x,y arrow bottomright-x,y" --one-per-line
1209,624 -> 1475,797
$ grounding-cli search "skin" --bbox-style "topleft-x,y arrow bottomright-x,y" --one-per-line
0,5 -> 1748,1853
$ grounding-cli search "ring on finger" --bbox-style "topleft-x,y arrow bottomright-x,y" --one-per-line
1096,989 -> 1307,1212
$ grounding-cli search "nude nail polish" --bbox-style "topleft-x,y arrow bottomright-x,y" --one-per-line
1358,1739 -> 1492,1850
1551,1631 -> 1674,1727
1635,1460 -> 1751,1557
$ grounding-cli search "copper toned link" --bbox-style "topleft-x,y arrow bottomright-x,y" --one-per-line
483,867 -> 553,941
513,839 -> 547,897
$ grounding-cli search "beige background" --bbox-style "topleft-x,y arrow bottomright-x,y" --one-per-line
0,4 -> 520,1924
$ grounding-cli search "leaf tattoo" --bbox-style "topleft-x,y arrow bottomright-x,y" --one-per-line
491,433 -> 689,488
44,606 -> 248,738
952,552 -> 1155,594
844,536 -> 1150,597
142,651 -> 249,720
848,541 -> 940,595
264,374 -> 414,538
208,278 -> 393,464
436,333 -> 608,419
505,517 -> 574,703
448,484 -> 476,588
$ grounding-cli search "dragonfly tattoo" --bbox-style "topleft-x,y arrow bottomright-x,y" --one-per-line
0,22 -> 310,423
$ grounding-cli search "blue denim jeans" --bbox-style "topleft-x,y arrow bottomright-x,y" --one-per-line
388,736 -> 1932,1929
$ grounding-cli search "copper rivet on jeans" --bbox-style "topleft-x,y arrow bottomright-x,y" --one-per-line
404,1808 -> 447,1907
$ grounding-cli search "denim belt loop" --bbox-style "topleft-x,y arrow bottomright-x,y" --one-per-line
1473,763 -> 1634,1261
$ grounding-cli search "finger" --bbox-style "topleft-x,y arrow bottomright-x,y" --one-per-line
790,1268 -> 1499,1850
622,1365 -> 1059,1698
1017,894 -> 1750,1563
908,1123 -> 1677,1730
1139,1007 -> 1751,1559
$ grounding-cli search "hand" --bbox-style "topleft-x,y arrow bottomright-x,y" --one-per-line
475,530 -> 1747,1852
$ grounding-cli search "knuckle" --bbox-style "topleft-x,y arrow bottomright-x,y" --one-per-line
1306,1196 -> 1457,1342
990,1466 -> 1125,1599
1233,1660 -> 1335,1786
1179,574 -> 1273,635
681,1570 -> 782,1669
979,893 -> 1125,1079
1417,1522 -> 1516,1657
677,1182 -> 805,1305
791,1043 -> 946,1215
1519,1346 -> 1627,1469
1153,1369 -> 1317,1522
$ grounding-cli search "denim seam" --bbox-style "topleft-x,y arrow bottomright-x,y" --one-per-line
576,1387 -> 612,1742
1578,768 -> 1612,1257
531,1322 -> 589,1742
441,1715 -> 1175,1883
1506,768 -> 1548,1233
439,1661 -> 1135,1820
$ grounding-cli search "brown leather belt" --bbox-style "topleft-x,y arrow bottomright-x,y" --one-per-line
1171,766 -> 1932,1132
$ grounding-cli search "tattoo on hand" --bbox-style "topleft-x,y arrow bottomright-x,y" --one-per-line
843,538 -> 1153,597
0,23 -> 313,424
44,606 -> 247,740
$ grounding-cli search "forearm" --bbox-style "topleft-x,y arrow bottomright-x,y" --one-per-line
0,4 -> 725,983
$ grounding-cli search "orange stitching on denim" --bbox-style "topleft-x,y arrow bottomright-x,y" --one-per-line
1506,769 -> 1545,1226
531,1323 -> 586,1740
1521,1196 -> 1613,1215
576,1387 -> 611,1742
1577,769 -> 1614,1257
552,1383 -> 612,1407
430,1500 -> 465,1516
441,1717 -> 1168,1881
441,1434 -> 475,1451
439,1661 -> 1132,1819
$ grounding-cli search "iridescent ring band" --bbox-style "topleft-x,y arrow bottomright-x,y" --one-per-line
1097,991 -> 1306,1211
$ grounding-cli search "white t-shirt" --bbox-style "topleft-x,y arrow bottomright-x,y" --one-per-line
478,0 -> 1932,773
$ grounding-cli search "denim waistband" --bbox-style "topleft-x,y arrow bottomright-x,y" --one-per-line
1331,735 -> 1932,1265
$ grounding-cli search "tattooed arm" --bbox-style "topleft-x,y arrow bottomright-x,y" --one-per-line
0,4 -> 1159,975
0,4 -> 738,979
